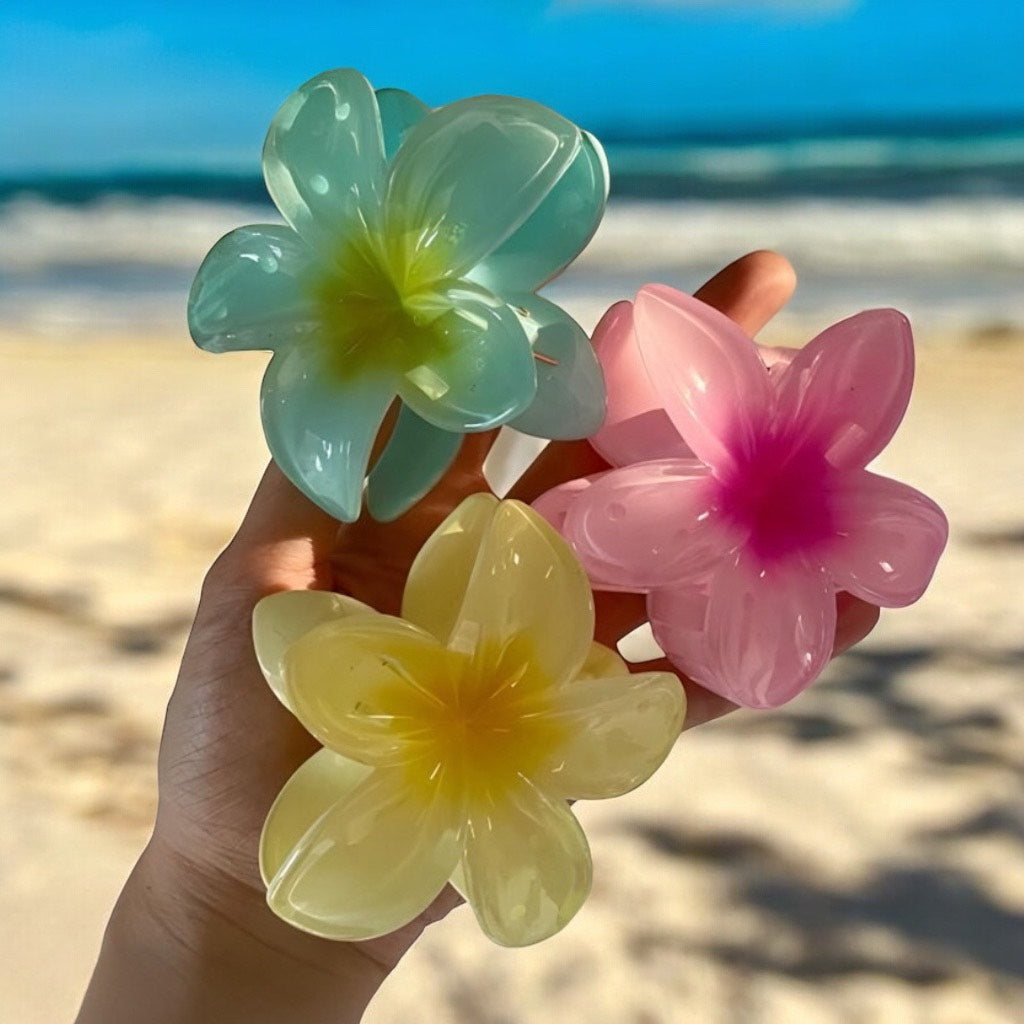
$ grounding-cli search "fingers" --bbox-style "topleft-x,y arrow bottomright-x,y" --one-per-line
507,438 -> 608,504
833,591 -> 881,655
693,250 -> 797,336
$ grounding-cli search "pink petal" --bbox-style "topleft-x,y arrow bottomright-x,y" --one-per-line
652,553 -> 836,709
589,301 -> 694,467
533,474 -> 642,593
823,469 -> 948,607
775,309 -> 914,470
633,285 -> 773,473
561,459 -> 723,592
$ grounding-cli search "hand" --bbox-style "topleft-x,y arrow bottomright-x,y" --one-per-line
77,251 -> 879,1024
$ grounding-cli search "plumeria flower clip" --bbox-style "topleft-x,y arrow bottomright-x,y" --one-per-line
535,285 -> 948,710
252,495 -> 684,947
189,68 -> 609,523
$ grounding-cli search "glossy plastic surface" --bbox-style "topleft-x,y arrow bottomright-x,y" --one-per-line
189,68 -> 608,522
536,286 -> 949,709
253,496 -> 684,946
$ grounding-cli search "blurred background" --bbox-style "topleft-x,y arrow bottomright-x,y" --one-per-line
2,2 -> 1023,1022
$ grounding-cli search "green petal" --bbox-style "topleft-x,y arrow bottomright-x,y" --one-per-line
284,615 -> 457,765
260,747 -> 372,886
252,590 -> 375,706
265,765 -> 461,941
539,672 -> 685,800
188,225 -> 318,352
260,344 -> 395,522
262,68 -> 385,248
449,501 -> 594,686
386,96 -> 581,281
401,492 -> 500,643
507,293 -> 607,440
468,131 -> 609,293
459,775 -> 591,946
376,87 -> 430,161
395,291 -> 536,432
365,404 -> 463,522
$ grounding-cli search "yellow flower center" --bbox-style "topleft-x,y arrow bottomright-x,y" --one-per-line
403,638 -> 568,805
310,220 -> 457,382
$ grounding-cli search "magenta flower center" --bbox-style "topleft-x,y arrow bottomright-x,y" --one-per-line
714,432 -> 836,562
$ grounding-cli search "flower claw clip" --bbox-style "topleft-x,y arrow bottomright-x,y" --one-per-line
535,285 -> 948,710
188,68 -> 609,523
252,495 -> 685,947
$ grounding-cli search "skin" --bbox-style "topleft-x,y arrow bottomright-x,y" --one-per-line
75,252 -> 879,1024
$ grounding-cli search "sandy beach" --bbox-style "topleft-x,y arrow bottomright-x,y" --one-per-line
2,314 -> 1023,1023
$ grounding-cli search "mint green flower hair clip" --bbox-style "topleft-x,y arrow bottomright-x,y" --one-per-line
188,68 -> 609,521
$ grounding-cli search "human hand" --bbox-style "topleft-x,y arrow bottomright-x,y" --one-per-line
77,251 -> 879,1024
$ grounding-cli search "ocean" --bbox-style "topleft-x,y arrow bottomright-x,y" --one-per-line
2,122 -> 1023,340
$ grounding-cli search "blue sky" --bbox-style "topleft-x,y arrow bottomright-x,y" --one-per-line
2,0 -> 1023,173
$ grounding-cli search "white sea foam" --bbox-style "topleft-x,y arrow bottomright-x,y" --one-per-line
2,194 -> 1022,336
0,194 -> 277,272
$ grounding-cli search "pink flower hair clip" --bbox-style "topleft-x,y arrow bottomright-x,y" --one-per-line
535,284 -> 949,709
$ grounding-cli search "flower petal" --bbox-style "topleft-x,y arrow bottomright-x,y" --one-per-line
265,765 -> 460,941
283,615 -> 455,764
579,641 -> 630,678
260,747 -> 372,886
375,87 -> 429,161
386,96 -> 580,281
188,225 -> 319,353
652,552 -> 836,709
539,671 -> 684,799
561,459 -> 723,592
449,501 -> 594,685
402,492 -> 500,642
263,68 -> 385,247
823,469 -> 948,606
395,291 -> 536,431
459,775 -> 591,946
776,309 -> 914,469
633,285 -> 773,472
506,293 -> 606,440
253,590 -> 375,706
468,130 -> 608,293
260,345 -> 394,522
533,474 -> 643,593
589,301 -> 695,467
366,404 -> 462,522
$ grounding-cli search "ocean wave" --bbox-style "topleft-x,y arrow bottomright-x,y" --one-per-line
4,193 -> 1024,275
2,194 -> 1023,335
581,197 -> 1024,274
0,194 -> 277,273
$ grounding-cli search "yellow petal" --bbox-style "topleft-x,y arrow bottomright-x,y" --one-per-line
402,491 -> 500,642
253,590 -> 375,706
449,500 -> 594,688
458,775 -> 592,947
539,672 -> 685,800
577,641 -> 629,680
260,747 -> 372,886
265,765 -> 461,941
284,615 -> 460,765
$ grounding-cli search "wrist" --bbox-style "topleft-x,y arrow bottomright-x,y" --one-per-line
76,838 -> 391,1024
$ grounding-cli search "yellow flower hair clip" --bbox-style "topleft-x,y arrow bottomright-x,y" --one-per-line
252,495 -> 685,946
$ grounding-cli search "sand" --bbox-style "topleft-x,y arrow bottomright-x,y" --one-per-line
2,320 -> 1023,1024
